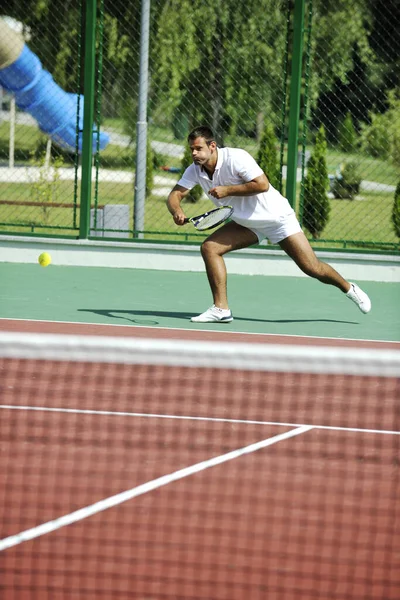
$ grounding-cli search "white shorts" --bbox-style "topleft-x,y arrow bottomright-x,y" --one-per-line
245,212 -> 302,244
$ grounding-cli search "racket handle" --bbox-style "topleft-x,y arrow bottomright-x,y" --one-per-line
183,218 -> 189,224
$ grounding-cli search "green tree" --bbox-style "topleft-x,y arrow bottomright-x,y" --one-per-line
392,181 -> 400,239
310,0 -> 374,101
338,112 -> 357,152
302,126 -> 330,238
17,0 -> 390,144
256,121 -> 280,189
309,0 -> 389,139
152,0 -> 287,139
17,0 -> 394,133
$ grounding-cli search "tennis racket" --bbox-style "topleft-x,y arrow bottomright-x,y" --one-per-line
184,206 -> 233,231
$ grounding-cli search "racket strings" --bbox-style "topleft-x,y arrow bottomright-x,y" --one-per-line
194,207 -> 233,231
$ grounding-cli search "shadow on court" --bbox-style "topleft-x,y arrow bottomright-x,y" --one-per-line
78,308 -> 358,326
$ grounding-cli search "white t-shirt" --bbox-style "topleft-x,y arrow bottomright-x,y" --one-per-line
177,147 -> 294,227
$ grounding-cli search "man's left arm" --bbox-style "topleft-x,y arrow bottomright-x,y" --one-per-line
209,174 -> 269,199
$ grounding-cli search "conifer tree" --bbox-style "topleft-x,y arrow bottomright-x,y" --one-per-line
302,126 -> 330,238
338,112 -> 357,152
256,121 -> 280,189
392,180 -> 400,239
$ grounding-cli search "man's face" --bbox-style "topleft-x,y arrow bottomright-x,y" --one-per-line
189,137 -> 217,166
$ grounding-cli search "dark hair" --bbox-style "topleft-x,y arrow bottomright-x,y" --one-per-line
188,126 -> 215,144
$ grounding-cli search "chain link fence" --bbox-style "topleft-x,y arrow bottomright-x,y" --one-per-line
299,0 -> 400,251
0,0 -> 399,251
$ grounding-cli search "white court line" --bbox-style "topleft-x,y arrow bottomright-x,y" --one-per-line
1,404 -> 399,436
1,317 -> 399,345
0,425 -> 311,552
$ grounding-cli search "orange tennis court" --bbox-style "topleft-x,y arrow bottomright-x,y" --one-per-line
1,328 -> 399,600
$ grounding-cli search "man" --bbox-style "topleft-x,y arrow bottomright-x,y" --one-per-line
167,126 -> 371,323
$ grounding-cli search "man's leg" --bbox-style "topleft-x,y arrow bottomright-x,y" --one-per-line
199,221 -> 258,308
279,231 -> 371,313
279,231 -> 350,291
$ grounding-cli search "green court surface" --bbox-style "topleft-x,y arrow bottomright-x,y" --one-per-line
1,262 -> 399,342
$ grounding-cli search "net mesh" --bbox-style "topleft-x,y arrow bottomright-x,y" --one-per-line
1,333 -> 399,600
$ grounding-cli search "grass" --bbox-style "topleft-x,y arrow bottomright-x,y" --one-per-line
0,118 -> 399,250
0,179 -> 134,236
305,192 -> 399,250
1,178 -> 397,250
323,149 -> 399,187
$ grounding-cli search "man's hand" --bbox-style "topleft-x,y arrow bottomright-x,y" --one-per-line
209,186 -> 229,199
209,175 -> 269,199
172,209 -> 187,226
167,185 -> 190,225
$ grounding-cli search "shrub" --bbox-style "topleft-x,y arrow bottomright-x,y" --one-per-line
256,121 -> 280,189
392,181 -> 400,239
360,90 -> 400,166
331,161 -> 361,200
302,126 -> 330,238
360,112 -> 390,158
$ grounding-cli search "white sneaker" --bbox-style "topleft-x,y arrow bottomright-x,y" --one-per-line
191,305 -> 233,323
346,282 -> 371,314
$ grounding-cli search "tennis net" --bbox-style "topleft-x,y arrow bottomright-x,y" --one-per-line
0,332 -> 399,600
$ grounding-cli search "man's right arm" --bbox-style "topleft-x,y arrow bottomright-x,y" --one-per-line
167,184 -> 191,225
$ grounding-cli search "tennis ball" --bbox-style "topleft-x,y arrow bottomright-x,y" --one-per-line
38,252 -> 52,267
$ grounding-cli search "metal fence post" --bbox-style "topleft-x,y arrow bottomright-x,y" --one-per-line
79,0 -> 97,239
133,0 -> 151,239
285,0 -> 305,209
